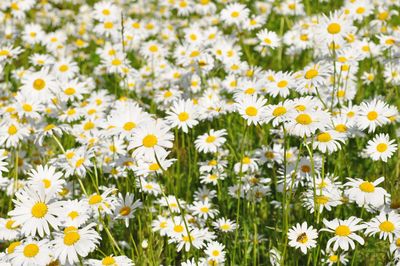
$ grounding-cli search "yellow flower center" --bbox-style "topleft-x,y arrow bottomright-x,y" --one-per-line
7,241 -> 21,254
64,87 -> 76,96
23,243 -> 39,258
296,114 -> 312,125
335,225 -> 351,236
244,88 -> 255,94
212,250 -> 220,256
31,202 -> 48,218
102,256 -> 116,265
178,112 -> 189,122
200,206 -> 209,213
149,45 -> 158,53
242,156 -> 251,164
231,11 -> 239,18
379,221 -> 395,233
245,106 -> 258,117
8,125 -> 18,135
264,38 -> 272,45
367,111 -> 378,120
317,132 -> 332,142
123,122 -> 136,131
356,7 -> 365,14
42,179 -> 51,188
83,121 -> 95,131
329,255 -> 338,262
89,194 -> 103,205
68,211 -> 79,220
149,163 -> 160,171
104,21 -> 114,29
376,143 -> 388,152
174,225 -> 184,233
164,91 -> 173,98
315,195 -> 329,204
5,219 -> 16,230
300,34 -> 308,41
335,124 -> 347,132
59,64 -> 69,72
296,232 -> 308,243
75,158 -> 85,168
327,23 -> 341,34
206,135 -> 216,143
220,224 -> 231,231
64,227 -> 80,246
22,103 -> 32,112
44,124 -> 55,131
277,80 -> 288,88
111,59 -> 121,66
119,206 -> 131,216
305,69 -> 318,79
359,181 -> 375,192
273,106 -> 287,117
33,78 -> 46,90
142,134 -> 158,148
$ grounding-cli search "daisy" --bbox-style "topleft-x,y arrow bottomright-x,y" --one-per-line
266,72 -> 295,98
138,178 -> 162,196
114,193 -> 142,227
0,218 -> 20,241
200,172 -> 226,186
212,218 -> 237,233
357,99 -> 391,133
204,241 -> 226,264
322,217 -> 365,251
52,223 -> 100,265
302,188 -> 342,213
318,11 -> 355,44
256,29 -> 281,49
166,99 -> 199,133
234,156 -> 259,173
27,165 -> 65,198
288,222 -> 318,254
86,188 -> 116,215
345,177 -> 390,208
190,200 -> 219,219
364,133 -> 397,162
128,119 -> 174,160
20,69 -> 56,102
53,59 -> 79,80
0,120 -> 30,148
220,3 -> 249,26
263,100 -> 295,127
364,211 -> 400,242
286,110 -> 330,137
296,62 -> 331,91
322,250 -> 349,266
235,94 -> 267,125
14,92 -> 43,120
313,130 -> 346,153
8,186 -> 63,237
173,228 -> 206,252
59,200 -> 90,227
9,239 -> 51,266
195,129 -> 227,153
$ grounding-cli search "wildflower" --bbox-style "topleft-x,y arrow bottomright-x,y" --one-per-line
288,222 -> 318,254
322,217 -> 365,251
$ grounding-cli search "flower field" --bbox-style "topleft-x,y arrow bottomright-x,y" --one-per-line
0,0 -> 400,265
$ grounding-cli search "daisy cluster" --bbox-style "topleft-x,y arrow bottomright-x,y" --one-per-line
0,0 -> 399,265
